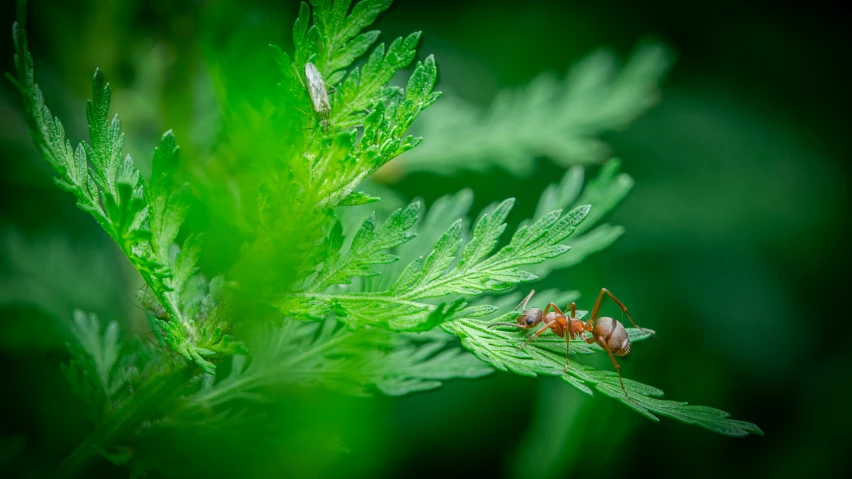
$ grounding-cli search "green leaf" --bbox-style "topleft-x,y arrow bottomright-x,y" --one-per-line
374,332 -> 494,395
10,20 -> 231,373
61,311 -> 128,419
149,130 -> 180,200
170,234 -> 203,304
310,0 -> 393,80
292,2 -> 314,66
310,201 -> 420,289
377,189 -> 474,291
571,157 -> 633,236
186,317 -> 490,408
293,195 -> 591,331
528,158 -> 632,278
267,1 -> 439,211
457,199 -> 512,270
444,316 -> 761,436
329,31 -> 422,127
337,191 -> 381,206
400,43 -> 674,175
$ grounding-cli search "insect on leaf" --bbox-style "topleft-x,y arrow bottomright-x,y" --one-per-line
305,61 -> 331,115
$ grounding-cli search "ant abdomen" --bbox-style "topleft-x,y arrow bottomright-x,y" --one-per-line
593,316 -> 631,357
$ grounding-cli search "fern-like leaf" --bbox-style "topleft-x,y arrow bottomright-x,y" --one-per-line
444,314 -> 762,437
398,43 -> 674,176
311,202 -> 420,289
186,318 -> 491,410
310,0 -> 393,83
61,311 -> 128,421
10,19 -> 234,374
290,200 -> 591,331
527,157 -> 633,276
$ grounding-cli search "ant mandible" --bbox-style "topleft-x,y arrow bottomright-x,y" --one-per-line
489,288 -> 653,399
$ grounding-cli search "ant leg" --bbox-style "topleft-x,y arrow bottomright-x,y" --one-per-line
563,331 -> 572,371
542,302 -> 564,315
590,288 -> 652,334
564,301 -> 577,318
560,302 -> 578,371
597,336 -> 633,401
515,290 -> 536,312
541,302 -> 573,369
519,321 -> 557,349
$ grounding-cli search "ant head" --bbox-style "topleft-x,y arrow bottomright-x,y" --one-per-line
517,308 -> 543,328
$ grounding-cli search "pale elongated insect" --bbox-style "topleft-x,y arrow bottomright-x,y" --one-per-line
304,62 -> 330,130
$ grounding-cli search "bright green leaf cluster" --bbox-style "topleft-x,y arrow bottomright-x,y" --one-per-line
291,164 -> 619,332
311,0 -> 393,82
10,19 -> 238,375
311,202 -> 420,290
268,1 -> 439,210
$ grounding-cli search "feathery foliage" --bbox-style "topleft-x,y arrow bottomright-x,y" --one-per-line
398,43 -> 674,176
8,17 -> 237,375
186,319 -> 492,410
288,196 -> 594,331
60,311 -> 128,421
6,0 -> 759,476
528,157 -> 634,275
445,315 -> 761,437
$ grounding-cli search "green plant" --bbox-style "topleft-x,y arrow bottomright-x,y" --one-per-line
7,0 -> 760,476
397,42 -> 674,176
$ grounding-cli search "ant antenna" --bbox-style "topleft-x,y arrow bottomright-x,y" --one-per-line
515,290 -> 535,311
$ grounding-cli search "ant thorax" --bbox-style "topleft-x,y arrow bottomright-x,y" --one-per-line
568,317 -> 585,334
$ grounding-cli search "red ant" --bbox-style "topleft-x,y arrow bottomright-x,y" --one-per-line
489,289 -> 653,399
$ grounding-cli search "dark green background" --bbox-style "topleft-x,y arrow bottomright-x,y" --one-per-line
1,0 -> 849,477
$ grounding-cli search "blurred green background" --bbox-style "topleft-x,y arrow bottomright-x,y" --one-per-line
1,0 -> 849,477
